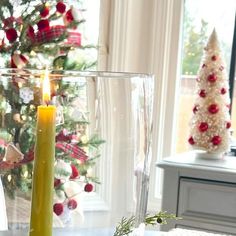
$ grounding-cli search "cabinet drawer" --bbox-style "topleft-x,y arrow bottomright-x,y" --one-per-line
178,178 -> 236,223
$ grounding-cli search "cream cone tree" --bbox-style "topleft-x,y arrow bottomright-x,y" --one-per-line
188,29 -> 231,156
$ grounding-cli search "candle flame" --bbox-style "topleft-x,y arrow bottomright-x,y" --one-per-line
43,69 -> 51,105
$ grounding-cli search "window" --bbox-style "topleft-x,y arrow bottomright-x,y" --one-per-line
73,0 -> 100,69
175,0 -> 236,154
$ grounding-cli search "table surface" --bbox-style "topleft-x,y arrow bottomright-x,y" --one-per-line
0,228 -> 159,236
0,228 -> 231,236
157,151 -> 236,174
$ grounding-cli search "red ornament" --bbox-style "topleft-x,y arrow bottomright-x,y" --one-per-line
6,28 -> 17,43
53,203 -> 64,216
84,183 -> 93,192
67,199 -> 77,210
188,136 -> 195,145
226,121 -> 231,129
211,135 -> 221,145
54,178 -> 61,188
193,105 -> 199,114
70,164 -> 79,179
37,19 -> 50,31
220,88 -> 227,95
65,9 -> 74,23
56,1 -> 66,14
199,89 -> 206,98
198,122 -> 208,132
208,104 -> 219,114
211,55 -> 217,61
207,73 -> 217,83
40,5 -> 50,17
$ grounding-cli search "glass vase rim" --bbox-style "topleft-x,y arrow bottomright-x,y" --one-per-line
0,68 -> 154,79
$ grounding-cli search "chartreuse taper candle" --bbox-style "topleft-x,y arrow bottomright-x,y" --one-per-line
29,70 -> 56,236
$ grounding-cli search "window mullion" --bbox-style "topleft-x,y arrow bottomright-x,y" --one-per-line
229,12 -> 236,114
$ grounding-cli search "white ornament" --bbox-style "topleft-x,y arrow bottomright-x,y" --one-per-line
20,87 -> 34,104
63,180 -> 83,197
52,97 -> 64,126
56,105 -> 64,126
54,160 -> 72,180
69,98 -> 87,121
70,108 -> 84,121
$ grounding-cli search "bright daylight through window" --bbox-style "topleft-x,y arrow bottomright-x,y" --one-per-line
175,0 -> 236,154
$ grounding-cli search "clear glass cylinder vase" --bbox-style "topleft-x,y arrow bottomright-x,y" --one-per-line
0,69 -> 154,235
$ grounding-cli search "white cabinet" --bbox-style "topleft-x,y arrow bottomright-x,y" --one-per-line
157,152 -> 236,235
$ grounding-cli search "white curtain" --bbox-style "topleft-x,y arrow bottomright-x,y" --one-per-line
98,0 -> 183,209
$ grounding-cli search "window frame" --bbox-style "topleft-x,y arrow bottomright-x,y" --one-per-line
229,13 -> 236,113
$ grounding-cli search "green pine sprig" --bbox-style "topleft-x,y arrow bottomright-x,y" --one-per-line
114,216 -> 136,236
114,211 -> 180,236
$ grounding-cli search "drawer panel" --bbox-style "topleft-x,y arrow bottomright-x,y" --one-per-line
178,178 -> 236,222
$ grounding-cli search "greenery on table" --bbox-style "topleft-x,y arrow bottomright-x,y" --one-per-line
114,211 -> 180,236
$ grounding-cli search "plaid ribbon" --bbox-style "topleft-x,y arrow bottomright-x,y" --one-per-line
35,25 -> 66,44
0,140 -> 89,170
56,142 -> 88,162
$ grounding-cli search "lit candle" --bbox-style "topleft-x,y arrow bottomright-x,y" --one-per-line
29,70 -> 56,236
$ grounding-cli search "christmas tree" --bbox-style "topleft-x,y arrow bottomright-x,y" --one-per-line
0,0 -> 103,224
188,29 -> 231,158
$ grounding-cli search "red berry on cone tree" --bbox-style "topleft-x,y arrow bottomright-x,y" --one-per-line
188,29 -> 231,157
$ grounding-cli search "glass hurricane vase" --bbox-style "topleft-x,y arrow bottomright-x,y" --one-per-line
0,69 -> 154,235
